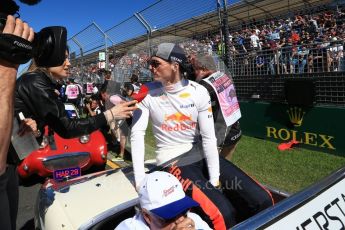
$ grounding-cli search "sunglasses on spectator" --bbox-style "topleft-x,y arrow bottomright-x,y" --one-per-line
145,209 -> 189,227
148,59 -> 162,68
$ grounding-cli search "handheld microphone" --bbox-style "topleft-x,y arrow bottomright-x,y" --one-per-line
131,84 -> 149,103
109,84 -> 149,106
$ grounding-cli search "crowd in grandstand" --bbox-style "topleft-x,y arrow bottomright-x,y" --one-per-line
224,6 -> 345,75
60,4 -> 345,115
62,6 -> 345,118
177,6 -> 345,76
71,5 -> 345,82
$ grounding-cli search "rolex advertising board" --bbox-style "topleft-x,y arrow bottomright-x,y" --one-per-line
239,101 -> 345,155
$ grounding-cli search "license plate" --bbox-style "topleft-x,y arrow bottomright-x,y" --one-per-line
53,167 -> 81,181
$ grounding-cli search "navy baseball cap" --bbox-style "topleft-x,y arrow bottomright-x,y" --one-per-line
154,43 -> 187,64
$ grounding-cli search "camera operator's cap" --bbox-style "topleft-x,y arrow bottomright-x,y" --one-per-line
139,171 -> 199,219
154,43 -> 187,64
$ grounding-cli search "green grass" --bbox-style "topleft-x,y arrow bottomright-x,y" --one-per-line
232,136 -> 345,193
144,123 -> 156,159
126,123 -> 345,194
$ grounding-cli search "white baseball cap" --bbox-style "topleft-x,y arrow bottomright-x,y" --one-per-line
139,171 -> 199,219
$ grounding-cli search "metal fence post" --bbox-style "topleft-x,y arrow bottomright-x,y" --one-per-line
217,0 -> 224,56
92,22 -> 115,70
222,0 -> 231,69
134,12 -> 153,56
71,37 -> 84,75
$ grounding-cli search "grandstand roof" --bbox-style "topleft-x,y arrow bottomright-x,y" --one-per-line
151,0 -> 331,41
70,0 -> 332,65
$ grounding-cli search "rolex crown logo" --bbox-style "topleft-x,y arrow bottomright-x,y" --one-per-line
287,107 -> 305,127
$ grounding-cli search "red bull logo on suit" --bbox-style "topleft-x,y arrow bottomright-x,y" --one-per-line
161,112 -> 197,131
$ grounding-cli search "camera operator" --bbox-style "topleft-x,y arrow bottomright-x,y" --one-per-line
0,10 -> 35,230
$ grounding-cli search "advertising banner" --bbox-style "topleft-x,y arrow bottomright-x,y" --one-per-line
239,101 -> 345,155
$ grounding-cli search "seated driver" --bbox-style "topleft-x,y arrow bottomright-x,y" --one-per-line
115,171 -> 211,230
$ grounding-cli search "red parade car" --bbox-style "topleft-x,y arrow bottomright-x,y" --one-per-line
17,104 -> 108,179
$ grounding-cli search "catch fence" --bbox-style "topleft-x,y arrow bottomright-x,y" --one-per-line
67,0 -> 345,106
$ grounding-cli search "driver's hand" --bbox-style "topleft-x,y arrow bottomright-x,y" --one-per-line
172,216 -> 196,230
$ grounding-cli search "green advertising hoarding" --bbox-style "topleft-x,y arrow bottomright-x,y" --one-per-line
239,101 -> 345,155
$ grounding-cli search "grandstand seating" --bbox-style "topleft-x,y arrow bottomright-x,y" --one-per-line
68,0 -> 345,105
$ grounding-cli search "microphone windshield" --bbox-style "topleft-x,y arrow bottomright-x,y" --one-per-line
131,84 -> 149,103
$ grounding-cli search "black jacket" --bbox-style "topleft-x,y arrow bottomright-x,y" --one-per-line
7,71 -> 107,164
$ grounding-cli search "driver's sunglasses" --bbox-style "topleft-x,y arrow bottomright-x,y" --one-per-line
147,209 -> 189,227
148,59 -> 162,68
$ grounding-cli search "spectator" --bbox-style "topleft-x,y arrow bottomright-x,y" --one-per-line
65,78 -> 82,107
297,45 -> 309,73
115,171 -> 211,230
256,53 -> 266,75
99,81 -> 109,112
130,73 -> 142,94
85,95 -> 102,116
261,40 -> 275,75
279,37 -> 291,74
104,70 -> 112,81
328,38 -> 343,71
56,80 -> 67,102
250,30 -> 261,50
115,82 -> 134,160
307,44 -> 314,73
122,82 -> 134,97
98,82 -> 119,150
85,78 -> 94,96
92,82 -> 99,95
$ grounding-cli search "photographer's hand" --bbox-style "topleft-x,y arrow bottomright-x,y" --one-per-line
3,16 -> 34,41
0,15 -> 34,69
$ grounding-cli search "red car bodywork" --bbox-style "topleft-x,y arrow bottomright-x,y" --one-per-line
17,104 -> 108,179
17,128 -> 107,178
